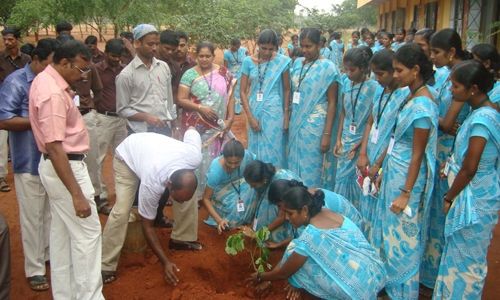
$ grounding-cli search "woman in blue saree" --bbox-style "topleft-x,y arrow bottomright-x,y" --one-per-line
433,61 -> 500,300
333,47 -> 378,210
201,140 -> 256,233
268,179 -> 363,230
240,29 -> 291,168
357,50 -> 409,248
223,38 -> 248,114
247,186 -> 386,300
471,43 -> 500,105
288,28 -> 339,188
379,44 -> 438,299
243,160 -> 299,243
421,29 -> 471,289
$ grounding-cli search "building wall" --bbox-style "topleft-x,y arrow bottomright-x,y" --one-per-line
377,0 -> 451,31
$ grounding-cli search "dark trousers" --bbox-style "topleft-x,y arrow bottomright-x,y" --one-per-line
0,214 -> 10,300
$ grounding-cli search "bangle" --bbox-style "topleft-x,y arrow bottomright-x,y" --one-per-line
256,272 -> 262,283
323,132 -> 331,135
443,194 -> 453,204
399,187 -> 411,194
197,104 -> 202,111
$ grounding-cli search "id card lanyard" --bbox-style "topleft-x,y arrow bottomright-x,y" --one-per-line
230,167 -> 245,213
293,58 -> 318,104
371,88 -> 394,144
387,84 -> 425,155
203,68 -> 214,99
256,57 -> 270,102
349,80 -> 365,134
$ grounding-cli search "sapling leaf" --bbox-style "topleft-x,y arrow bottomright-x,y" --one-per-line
257,264 -> 265,273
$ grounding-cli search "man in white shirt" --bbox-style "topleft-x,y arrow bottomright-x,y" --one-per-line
101,128 -> 202,285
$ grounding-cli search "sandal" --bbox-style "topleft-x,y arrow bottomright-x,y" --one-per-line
27,275 -> 50,291
102,271 -> 117,284
0,178 -> 10,192
168,239 -> 203,251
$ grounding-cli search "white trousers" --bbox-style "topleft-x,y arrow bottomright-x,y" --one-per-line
83,111 -> 102,198
95,113 -> 127,199
14,173 -> 50,277
0,130 -> 8,177
39,157 -> 104,300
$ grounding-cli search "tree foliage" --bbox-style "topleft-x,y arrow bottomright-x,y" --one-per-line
299,0 -> 377,32
7,0 -> 297,47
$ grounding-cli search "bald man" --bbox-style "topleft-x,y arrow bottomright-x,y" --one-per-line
101,128 -> 202,285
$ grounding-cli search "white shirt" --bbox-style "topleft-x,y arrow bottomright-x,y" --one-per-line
116,129 -> 202,219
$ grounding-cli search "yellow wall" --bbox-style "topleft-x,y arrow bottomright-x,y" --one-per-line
376,0 -> 452,30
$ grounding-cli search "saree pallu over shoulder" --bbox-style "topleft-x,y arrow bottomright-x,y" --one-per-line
288,58 -> 340,187
380,95 -> 438,299
244,54 -> 291,115
321,188 -> 363,228
283,221 -> 386,299
255,169 -> 300,242
204,151 -> 257,227
444,107 -> 500,237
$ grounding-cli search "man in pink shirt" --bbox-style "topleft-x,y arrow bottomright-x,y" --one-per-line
29,40 -> 104,300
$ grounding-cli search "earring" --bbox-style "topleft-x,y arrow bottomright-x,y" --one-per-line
449,55 -> 453,62
471,92 -> 474,96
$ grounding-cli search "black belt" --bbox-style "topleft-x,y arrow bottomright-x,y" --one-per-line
43,153 -> 85,161
79,108 -> 92,116
97,111 -> 119,117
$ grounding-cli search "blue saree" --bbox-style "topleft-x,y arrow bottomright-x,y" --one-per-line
489,80 -> 500,104
334,79 -> 378,210
359,86 -> 409,249
321,188 -> 363,228
224,47 -> 247,114
380,95 -> 438,300
288,57 -> 340,187
254,169 -> 300,242
241,55 -> 291,168
204,150 -> 256,228
421,74 -> 471,288
281,217 -> 386,299
433,106 -> 500,300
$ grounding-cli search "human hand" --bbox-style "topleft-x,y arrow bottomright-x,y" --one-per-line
163,261 -> 180,285
450,122 -> 460,136
285,284 -> 302,300
368,164 -> 380,181
198,105 -> 218,123
146,114 -> 166,127
390,193 -> 410,214
249,117 -> 261,132
320,135 -> 331,153
217,219 -> 229,234
255,280 -> 272,298
333,140 -> 342,157
357,154 -> 368,175
73,195 -> 91,218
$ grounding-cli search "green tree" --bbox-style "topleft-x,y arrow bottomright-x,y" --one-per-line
301,0 -> 376,31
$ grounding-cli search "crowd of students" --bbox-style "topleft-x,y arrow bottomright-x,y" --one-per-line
0,20 -> 498,300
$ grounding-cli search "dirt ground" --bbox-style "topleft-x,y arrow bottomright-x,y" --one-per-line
1,30 -> 500,299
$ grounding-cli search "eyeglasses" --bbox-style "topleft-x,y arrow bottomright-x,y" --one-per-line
72,64 -> 91,75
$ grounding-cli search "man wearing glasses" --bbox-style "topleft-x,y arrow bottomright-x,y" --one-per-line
29,40 -> 104,300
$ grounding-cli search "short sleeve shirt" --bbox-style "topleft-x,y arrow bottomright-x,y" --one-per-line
115,129 -> 202,219
29,65 -> 89,154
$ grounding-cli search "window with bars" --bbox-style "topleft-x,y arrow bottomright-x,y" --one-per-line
425,2 -> 438,30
